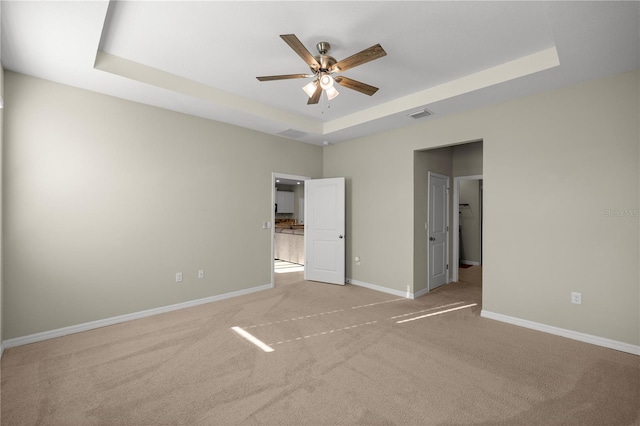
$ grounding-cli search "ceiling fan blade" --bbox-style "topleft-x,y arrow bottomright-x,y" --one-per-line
280,34 -> 321,71
256,74 -> 313,81
331,44 -> 386,73
307,84 -> 322,105
334,76 -> 379,96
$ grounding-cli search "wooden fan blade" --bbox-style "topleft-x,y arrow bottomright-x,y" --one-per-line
307,84 -> 322,105
331,44 -> 386,73
334,76 -> 379,96
256,74 -> 312,81
280,34 -> 321,71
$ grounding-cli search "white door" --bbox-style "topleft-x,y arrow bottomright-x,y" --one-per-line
304,177 -> 345,285
428,172 -> 449,290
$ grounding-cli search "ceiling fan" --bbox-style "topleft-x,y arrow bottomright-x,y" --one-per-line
257,34 -> 387,105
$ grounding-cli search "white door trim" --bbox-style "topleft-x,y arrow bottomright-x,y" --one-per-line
271,173 -> 310,285
452,174 -> 482,282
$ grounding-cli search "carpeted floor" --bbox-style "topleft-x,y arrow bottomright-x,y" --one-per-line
1,267 -> 638,425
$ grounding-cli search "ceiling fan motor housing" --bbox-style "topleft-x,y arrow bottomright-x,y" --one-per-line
313,41 -> 337,73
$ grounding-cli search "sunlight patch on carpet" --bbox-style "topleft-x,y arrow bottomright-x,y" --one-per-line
396,303 -> 478,324
390,301 -> 467,320
231,326 -> 274,352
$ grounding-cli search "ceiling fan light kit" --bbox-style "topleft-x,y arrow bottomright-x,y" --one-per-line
325,85 -> 339,101
257,34 -> 386,105
319,74 -> 334,90
302,80 -> 318,97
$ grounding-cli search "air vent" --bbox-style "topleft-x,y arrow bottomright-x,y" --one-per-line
407,109 -> 432,119
276,128 -> 307,139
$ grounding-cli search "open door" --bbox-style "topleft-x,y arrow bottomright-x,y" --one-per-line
304,177 -> 345,285
428,172 -> 449,290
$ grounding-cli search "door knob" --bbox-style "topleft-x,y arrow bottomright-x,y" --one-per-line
339,235 -> 344,239
429,237 -> 435,241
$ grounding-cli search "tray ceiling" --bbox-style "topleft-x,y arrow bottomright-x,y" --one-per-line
2,1 -> 638,144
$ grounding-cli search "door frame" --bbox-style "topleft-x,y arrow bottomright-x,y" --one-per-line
427,172 -> 450,291
271,173 -> 310,285
452,174 -> 483,282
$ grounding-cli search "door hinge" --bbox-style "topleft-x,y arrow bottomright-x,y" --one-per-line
446,264 -> 449,270
446,226 -> 449,232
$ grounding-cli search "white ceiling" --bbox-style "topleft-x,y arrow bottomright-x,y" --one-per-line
2,1 -> 639,145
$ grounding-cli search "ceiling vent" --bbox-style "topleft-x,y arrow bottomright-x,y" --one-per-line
276,128 -> 307,139
407,109 -> 432,119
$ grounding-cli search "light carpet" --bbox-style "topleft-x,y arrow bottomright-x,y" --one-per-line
1,267 -> 638,425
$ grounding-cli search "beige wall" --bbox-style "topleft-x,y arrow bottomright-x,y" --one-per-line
0,63 -> 4,350
325,70 -> 639,346
325,136 -> 415,293
2,72 -> 323,339
2,69 -> 638,348
452,142 -> 483,176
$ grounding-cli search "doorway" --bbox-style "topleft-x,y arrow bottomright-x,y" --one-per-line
272,173 -> 309,284
452,175 -> 483,282
413,140 -> 483,297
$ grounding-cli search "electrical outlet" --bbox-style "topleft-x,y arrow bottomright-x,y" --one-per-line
571,292 -> 582,305
198,269 -> 205,279
176,272 -> 183,283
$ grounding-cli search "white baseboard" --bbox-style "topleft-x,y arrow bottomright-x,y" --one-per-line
413,287 -> 430,299
346,279 -> 440,300
2,283 -> 274,350
348,278 -> 414,299
481,310 -> 640,356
